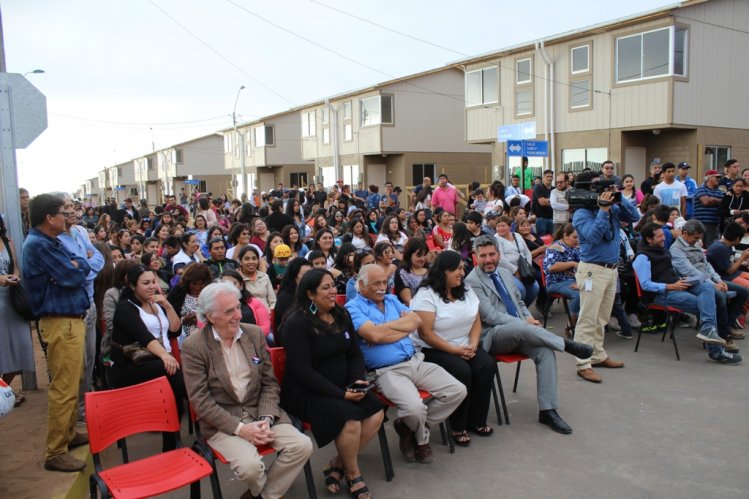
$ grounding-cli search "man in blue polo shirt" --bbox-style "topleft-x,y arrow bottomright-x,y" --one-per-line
346,264 -> 465,465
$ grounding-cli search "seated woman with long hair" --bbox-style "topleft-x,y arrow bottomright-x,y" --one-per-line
311,228 -> 337,268
410,251 -> 494,447
373,241 -> 397,294
273,258 -> 313,344
495,216 -> 539,307
282,224 -> 310,259
110,265 -> 185,450
167,263 -> 212,347
543,223 -> 581,338
376,215 -> 409,261
341,218 -> 373,250
281,268 -> 385,499
395,237 -> 430,306
237,245 -> 276,310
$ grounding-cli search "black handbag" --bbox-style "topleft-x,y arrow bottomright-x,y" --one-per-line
514,235 -> 537,284
2,236 -> 35,321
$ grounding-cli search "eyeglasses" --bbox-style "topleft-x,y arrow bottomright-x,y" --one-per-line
355,248 -> 373,255
59,210 -> 74,217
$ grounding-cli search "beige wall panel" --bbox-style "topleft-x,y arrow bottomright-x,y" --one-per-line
466,107 -> 501,142
177,136 -> 224,176
673,0 -> 749,128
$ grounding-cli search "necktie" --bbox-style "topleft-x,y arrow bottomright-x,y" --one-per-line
490,272 -> 519,318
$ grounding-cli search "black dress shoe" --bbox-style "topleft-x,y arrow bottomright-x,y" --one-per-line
539,410 -> 572,434
563,338 -> 593,359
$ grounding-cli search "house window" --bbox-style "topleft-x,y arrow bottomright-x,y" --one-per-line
147,158 -> 154,171
321,107 -> 330,125
464,66 -> 499,107
290,172 -> 308,187
561,147 -> 608,172
516,58 -> 532,84
360,95 -> 393,126
323,127 -> 330,145
301,111 -> 316,137
704,146 -> 731,171
245,131 -> 251,156
320,166 -> 336,187
224,134 -> 233,153
343,101 -> 352,120
570,79 -> 591,108
571,45 -> 590,74
254,125 -> 274,147
234,132 -> 240,158
173,149 -> 183,164
515,89 -> 532,116
616,26 -> 688,83
412,164 -> 436,186
343,101 -> 353,141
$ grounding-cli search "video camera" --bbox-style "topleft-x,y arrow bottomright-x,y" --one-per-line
565,179 -> 621,209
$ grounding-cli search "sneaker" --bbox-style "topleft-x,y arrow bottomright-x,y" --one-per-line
607,318 -> 621,332
730,329 -> 745,340
724,339 -> 740,353
617,330 -> 633,339
696,328 -> 727,346
678,314 -> 694,328
708,350 -> 742,364
44,453 -> 86,472
628,314 -> 642,328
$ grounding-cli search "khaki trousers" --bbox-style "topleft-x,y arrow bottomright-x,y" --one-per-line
39,317 -> 85,459
208,423 -> 312,499
574,262 -> 618,370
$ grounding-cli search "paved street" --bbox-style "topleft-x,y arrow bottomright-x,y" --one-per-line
2,305 -> 747,499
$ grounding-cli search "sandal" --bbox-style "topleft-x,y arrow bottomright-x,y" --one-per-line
451,430 -> 471,447
468,425 -> 494,437
346,476 -> 371,499
322,462 -> 344,494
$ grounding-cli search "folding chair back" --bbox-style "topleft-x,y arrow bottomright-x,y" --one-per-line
335,294 -> 347,306
85,376 -> 180,455
269,347 -> 287,385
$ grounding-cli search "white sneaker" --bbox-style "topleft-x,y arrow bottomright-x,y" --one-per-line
607,318 -> 621,331
628,314 -> 642,328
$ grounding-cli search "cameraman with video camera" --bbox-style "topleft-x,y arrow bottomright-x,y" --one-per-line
569,170 -> 640,383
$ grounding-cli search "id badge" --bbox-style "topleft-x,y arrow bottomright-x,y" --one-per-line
584,271 -> 593,292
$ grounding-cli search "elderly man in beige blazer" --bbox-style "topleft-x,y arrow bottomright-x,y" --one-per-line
182,282 -> 312,499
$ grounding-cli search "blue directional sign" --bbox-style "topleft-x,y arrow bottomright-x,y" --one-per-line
524,140 -> 548,157
497,120 -> 536,142
507,140 -> 524,156
506,139 -> 548,157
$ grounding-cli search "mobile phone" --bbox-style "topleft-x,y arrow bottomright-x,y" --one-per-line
346,381 -> 372,393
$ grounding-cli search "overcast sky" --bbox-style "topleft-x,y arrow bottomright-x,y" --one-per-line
4,0 -> 675,195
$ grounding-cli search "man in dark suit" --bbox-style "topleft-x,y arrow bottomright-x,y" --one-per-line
182,282 -> 312,499
465,235 -> 592,434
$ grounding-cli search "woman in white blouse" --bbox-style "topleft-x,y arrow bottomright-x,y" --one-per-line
410,251 -> 495,448
376,215 -> 409,261
494,215 -> 539,306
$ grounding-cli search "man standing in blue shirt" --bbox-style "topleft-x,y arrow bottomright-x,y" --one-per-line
677,162 -> 698,218
346,264 -> 465,464
57,194 -> 104,420
571,171 -> 640,383
23,194 -> 92,472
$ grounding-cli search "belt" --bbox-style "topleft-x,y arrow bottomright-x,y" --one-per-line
585,262 -> 618,269
41,313 -> 87,319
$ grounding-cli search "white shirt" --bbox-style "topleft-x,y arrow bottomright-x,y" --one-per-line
226,243 -> 264,261
409,286 -> 479,349
549,188 -> 570,224
376,232 -> 408,249
131,300 -> 171,353
653,179 -> 688,213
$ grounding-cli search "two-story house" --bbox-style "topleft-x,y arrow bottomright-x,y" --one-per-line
223,108 -> 315,197
300,66 -> 492,205
156,133 -> 230,202
463,0 -> 749,184
133,152 -> 159,207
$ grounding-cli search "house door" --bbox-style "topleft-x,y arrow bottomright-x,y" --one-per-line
366,164 -> 386,190
624,147 -> 647,185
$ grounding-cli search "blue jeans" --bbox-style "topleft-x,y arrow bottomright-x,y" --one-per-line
715,281 -> 749,338
513,276 -> 539,307
535,217 -> 553,236
546,280 -> 580,315
652,281 -> 716,331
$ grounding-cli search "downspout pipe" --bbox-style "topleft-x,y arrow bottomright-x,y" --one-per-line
537,41 -> 556,171
325,99 -> 340,182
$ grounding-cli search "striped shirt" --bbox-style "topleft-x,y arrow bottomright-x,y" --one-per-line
693,183 -> 724,224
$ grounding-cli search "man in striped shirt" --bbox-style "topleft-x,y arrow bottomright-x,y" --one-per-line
694,170 -> 724,248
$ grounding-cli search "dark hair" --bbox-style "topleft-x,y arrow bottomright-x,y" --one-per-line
113,257 -> 139,289
198,197 -> 210,211
281,224 -> 304,252
0,213 -> 5,238
401,237 -> 429,272
208,237 -> 226,251
450,222 -> 471,252
419,250 -> 466,302
653,205 -> 672,224
237,244 -> 260,262
293,268 -> 347,328
333,243 -> 357,274
264,231 -> 284,265
92,241 -> 116,319
124,264 -> 152,294
278,257 -> 313,294
723,221 -> 746,243
29,193 -> 64,227
179,262 -> 212,288
131,234 -> 145,245
553,223 -> 575,242
313,228 -> 337,258
307,250 -> 325,264
726,159 -> 739,168
373,240 -> 393,261
219,269 -> 252,300
661,162 -> 676,173
164,235 -> 180,249
640,222 -> 664,242
228,223 -> 250,246
465,211 -> 483,225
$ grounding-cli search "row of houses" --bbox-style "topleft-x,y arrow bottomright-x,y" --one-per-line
80,0 -> 749,208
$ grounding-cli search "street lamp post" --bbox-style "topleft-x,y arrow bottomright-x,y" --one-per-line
23,69 -> 44,76
232,85 -> 247,200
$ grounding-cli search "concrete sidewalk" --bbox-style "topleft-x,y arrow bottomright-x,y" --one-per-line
2,308 -> 747,499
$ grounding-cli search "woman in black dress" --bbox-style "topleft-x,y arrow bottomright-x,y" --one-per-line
281,268 -> 384,499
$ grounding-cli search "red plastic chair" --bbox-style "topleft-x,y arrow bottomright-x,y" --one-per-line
270,309 -> 277,336
85,376 -> 213,499
489,354 -> 530,425
540,234 -> 553,246
633,273 -> 682,360
335,294 -> 347,306
539,266 -> 573,330
169,337 -> 181,366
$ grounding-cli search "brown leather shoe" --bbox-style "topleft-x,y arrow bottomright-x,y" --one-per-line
44,453 -> 86,472
592,357 -> 624,368
577,368 -> 602,383
414,443 -> 433,463
69,432 -> 89,449
393,418 -> 417,462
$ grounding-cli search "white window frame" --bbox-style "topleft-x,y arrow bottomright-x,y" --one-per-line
360,95 -> 394,127
570,45 -> 590,74
321,107 -> 330,125
570,78 -> 592,109
615,26 -> 688,83
224,134 -> 233,154
516,58 -> 532,84
301,111 -> 316,137
342,101 -> 352,120
515,89 -> 533,117
464,66 -> 499,107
